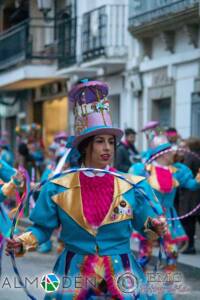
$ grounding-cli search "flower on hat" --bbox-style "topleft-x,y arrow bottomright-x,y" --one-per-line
94,99 -> 110,113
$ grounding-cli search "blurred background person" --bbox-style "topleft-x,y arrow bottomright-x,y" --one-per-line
115,128 -> 140,172
166,127 -> 183,213
165,127 -> 180,146
179,137 -> 200,254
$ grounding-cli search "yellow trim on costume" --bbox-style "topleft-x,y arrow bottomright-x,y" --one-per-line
52,188 -> 97,236
146,164 -> 179,192
51,172 -> 80,189
51,172 -> 144,236
1,181 -> 16,197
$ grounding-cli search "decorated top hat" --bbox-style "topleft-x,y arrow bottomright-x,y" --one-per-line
68,80 -> 123,147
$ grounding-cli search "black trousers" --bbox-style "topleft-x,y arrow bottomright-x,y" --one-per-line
181,216 -> 200,247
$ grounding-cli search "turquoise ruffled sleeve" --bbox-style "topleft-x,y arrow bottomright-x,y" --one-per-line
174,162 -> 200,190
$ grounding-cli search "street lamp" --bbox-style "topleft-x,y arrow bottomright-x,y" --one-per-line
37,0 -> 52,18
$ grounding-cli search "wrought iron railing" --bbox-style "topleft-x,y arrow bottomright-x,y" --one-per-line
129,0 -> 199,28
0,18 -> 59,71
57,4 -> 128,68
57,16 -> 77,68
82,4 -> 128,61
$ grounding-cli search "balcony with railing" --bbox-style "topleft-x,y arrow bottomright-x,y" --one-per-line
0,18 -> 59,71
57,16 -> 77,68
82,5 -> 128,63
129,0 -> 200,37
57,4 -> 128,71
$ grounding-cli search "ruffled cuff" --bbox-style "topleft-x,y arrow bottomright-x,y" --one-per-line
143,217 -> 159,240
17,232 -> 38,255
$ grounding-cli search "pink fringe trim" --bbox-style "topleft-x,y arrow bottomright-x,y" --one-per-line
131,232 -> 146,241
132,233 -> 188,244
103,256 -> 123,300
169,236 -> 188,244
76,255 -> 123,300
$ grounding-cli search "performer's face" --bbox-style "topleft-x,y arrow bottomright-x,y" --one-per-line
84,135 -> 115,169
160,152 -> 174,165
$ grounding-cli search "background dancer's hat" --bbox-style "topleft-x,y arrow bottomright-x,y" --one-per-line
141,120 -> 160,144
141,120 -> 160,132
68,80 -> 123,147
148,135 -> 172,161
54,131 -> 68,143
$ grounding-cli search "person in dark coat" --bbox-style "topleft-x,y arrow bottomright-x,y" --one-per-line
115,128 -> 140,172
179,137 -> 200,254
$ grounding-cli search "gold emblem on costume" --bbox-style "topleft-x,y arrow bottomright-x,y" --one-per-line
110,200 -> 132,221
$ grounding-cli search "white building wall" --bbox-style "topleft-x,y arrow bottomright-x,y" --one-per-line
175,30 -> 194,53
175,62 -> 199,138
152,35 -> 169,59
136,26 -> 200,145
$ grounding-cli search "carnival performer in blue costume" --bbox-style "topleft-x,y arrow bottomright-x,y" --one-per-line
0,160 -> 16,240
6,81 -> 167,300
129,134 -> 200,300
0,160 -> 24,239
